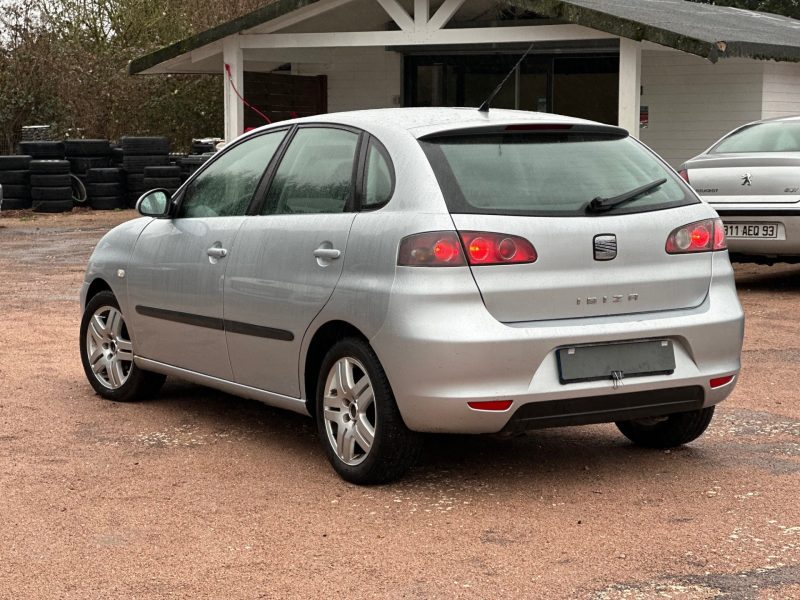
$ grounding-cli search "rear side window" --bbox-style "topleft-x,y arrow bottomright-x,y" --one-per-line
362,141 -> 394,208
261,127 -> 359,215
711,122 -> 800,153
420,133 -> 694,217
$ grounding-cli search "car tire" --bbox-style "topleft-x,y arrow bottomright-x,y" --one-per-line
31,173 -> 71,187
1,197 -> 32,210
616,406 -> 715,448
0,155 -> 31,170
80,290 -> 165,402
0,170 -> 30,185
30,159 -> 70,174
18,141 -> 64,159
1,184 -> 31,199
316,337 -> 421,484
64,139 -> 111,157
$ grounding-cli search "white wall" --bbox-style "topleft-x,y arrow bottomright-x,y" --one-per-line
639,51 -> 765,167
762,61 -> 800,119
294,47 -> 402,112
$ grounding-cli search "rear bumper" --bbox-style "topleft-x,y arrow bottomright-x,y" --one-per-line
711,204 -> 800,258
371,253 -> 744,434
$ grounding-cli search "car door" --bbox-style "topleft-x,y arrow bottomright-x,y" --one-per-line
224,125 -> 362,398
126,129 -> 288,380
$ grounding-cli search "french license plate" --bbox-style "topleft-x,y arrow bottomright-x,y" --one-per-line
723,222 -> 779,239
557,340 -> 675,385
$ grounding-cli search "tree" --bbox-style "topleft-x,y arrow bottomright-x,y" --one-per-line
0,0 -> 263,151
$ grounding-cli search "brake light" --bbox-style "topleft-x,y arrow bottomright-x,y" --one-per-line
678,169 -> 690,183
460,231 -> 537,265
505,124 -> 573,131
398,231 -> 537,266
665,218 -> 727,254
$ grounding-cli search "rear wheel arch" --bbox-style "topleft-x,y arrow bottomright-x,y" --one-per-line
303,320 -> 369,417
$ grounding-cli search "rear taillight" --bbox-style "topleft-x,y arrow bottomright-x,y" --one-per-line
397,232 -> 465,267
398,231 -> 537,267
460,231 -> 537,265
678,169 -> 690,184
665,218 -> 727,254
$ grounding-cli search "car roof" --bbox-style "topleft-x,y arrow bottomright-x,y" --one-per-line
252,107 -> 624,140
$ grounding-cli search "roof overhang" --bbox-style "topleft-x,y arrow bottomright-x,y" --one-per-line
129,0 -> 800,75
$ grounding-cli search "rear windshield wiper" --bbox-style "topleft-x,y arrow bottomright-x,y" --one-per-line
586,178 -> 668,214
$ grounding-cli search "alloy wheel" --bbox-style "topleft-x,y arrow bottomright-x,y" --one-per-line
85,305 -> 133,390
322,357 -> 376,466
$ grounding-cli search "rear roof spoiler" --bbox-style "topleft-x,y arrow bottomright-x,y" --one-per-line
418,123 -> 628,140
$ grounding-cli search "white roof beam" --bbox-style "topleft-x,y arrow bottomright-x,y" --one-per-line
415,0 -> 429,29
376,0 -> 415,31
238,25 -> 616,48
427,0 -> 465,31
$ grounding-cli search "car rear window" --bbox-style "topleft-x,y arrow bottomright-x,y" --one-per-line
420,132 -> 695,217
711,121 -> 800,154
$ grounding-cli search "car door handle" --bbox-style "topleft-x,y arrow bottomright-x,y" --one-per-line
313,248 -> 341,260
207,247 -> 228,259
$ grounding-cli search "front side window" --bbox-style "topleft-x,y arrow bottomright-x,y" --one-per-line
178,129 -> 287,218
261,127 -> 359,215
421,132 -> 695,217
711,122 -> 800,154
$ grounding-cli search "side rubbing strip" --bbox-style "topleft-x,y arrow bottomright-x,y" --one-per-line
224,319 -> 294,341
136,305 -> 224,330
135,305 -> 294,341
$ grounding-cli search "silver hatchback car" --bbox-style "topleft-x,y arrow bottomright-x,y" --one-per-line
680,115 -> 800,263
80,108 -> 744,483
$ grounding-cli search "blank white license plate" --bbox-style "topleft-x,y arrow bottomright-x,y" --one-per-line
723,222 -> 779,239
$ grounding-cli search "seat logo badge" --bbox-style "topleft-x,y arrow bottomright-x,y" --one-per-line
594,234 -> 617,261
611,370 -> 625,389
741,172 -> 752,186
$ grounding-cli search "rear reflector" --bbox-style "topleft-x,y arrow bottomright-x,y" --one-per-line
666,218 -> 727,254
710,375 -> 735,389
467,400 -> 514,411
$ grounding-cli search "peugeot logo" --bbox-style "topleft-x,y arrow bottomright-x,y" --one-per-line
594,234 -> 617,261
741,173 -> 752,186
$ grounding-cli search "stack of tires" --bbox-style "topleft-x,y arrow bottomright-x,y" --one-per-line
86,168 -> 126,210
66,138 -> 110,180
30,160 -> 73,213
178,155 -> 212,183
0,155 -> 32,210
143,165 -> 182,196
121,136 -> 170,207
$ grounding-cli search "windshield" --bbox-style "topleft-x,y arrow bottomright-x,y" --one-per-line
711,122 -> 800,154
420,132 -> 695,217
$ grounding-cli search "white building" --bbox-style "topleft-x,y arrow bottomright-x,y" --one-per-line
130,0 -> 800,166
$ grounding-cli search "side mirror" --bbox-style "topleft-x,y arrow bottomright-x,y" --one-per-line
136,189 -> 171,217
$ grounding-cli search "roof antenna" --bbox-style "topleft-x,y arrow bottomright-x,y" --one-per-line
478,42 -> 535,113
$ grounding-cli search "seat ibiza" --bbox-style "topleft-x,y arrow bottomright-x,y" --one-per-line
80,108 -> 744,483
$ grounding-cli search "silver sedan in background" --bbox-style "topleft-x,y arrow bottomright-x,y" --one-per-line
79,108 -> 744,484
680,115 -> 800,263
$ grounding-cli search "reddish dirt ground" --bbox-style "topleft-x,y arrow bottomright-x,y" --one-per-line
0,209 -> 798,599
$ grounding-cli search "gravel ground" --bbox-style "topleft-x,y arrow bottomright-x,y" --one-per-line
0,210 -> 798,599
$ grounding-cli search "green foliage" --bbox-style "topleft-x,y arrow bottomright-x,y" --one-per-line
0,0 -> 263,152
689,0 -> 800,19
